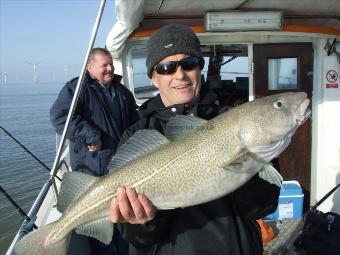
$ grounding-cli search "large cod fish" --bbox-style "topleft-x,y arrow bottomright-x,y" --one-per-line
15,92 -> 310,255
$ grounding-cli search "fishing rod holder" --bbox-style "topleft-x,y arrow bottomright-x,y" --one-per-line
18,215 -> 38,235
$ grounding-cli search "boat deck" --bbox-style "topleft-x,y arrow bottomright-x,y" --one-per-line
264,219 -> 306,255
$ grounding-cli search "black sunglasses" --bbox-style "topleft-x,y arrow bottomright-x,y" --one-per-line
154,56 -> 200,75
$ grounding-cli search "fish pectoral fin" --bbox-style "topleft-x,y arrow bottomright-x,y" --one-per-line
165,114 -> 208,140
57,172 -> 97,213
222,153 -> 282,188
259,164 -> 283,188
108,129 -> 169,173
222,152 -> 266,175
76,217 -> 113,245
249,136 -> 292,162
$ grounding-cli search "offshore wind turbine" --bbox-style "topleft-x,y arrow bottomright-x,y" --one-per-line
64,64 -> 68,82
0,72 -> 7,85
26,61 -> 42,84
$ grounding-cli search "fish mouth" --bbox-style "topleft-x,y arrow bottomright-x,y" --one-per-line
296,98 -> 311,125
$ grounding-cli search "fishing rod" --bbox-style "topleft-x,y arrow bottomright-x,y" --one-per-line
0,126 -> 61,182
0,185 -> 37,229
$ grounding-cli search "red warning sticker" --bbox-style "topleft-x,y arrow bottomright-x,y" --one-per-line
326,83 -> 339,88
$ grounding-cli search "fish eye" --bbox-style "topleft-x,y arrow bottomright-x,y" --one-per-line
273,99 -> 284,109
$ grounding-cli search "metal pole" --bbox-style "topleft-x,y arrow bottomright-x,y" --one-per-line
50,0 -> 107,178
6,179 -> 53,255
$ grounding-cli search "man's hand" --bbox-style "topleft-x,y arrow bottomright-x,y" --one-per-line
109,187 -> 157,224
88,140 -> 102,152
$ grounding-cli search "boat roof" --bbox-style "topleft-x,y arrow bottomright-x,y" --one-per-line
142,0 -> 340,16
106,0 -> 340,58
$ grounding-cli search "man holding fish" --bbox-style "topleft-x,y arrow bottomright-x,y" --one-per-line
109,24 -> 281,255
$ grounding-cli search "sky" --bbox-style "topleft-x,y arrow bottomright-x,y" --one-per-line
0,0 -> 116,84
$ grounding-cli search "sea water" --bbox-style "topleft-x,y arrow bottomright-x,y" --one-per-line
0,83 -> 63,254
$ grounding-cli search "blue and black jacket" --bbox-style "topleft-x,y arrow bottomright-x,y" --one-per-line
50,73 -> 139,176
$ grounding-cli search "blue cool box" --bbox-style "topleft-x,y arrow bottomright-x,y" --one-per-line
264,180 -> 304,221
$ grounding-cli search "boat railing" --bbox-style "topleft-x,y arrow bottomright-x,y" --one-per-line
5,146 -> 68,255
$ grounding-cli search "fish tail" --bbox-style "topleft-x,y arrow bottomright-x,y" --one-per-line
14,222 -> 68,255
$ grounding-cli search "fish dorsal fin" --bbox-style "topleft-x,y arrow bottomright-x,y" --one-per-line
57,171 -> 97,213
108,129 -> 169,173
165,115 -> 208,140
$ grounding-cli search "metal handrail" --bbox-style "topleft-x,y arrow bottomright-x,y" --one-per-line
6,1 -> 107,254
6,178 -> 53,255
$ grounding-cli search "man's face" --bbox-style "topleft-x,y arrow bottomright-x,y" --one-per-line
87,53 -> 114,85
152,54 -> 201,107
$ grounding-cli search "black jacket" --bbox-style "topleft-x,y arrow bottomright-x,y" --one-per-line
118,89 -> 280,255
50,73 -> 139,176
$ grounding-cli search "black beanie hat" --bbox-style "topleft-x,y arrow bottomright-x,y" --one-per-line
146,24 -> 204,78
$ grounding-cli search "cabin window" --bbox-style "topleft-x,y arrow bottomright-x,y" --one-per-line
199,44 -> 249,108
268,58 -> 297,90
131,48 -> 158,99
202,56 -> 248,85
